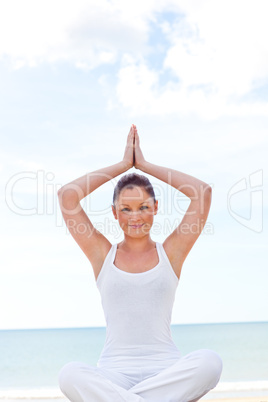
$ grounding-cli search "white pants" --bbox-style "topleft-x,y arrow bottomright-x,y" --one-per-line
59,349 -> 223,402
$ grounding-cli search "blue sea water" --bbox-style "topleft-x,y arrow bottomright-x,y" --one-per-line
0,322 -> 268,399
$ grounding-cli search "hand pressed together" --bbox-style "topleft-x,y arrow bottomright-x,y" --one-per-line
122,124 -> 146,170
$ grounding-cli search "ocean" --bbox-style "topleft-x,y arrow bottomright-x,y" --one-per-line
0,322 -> 268,400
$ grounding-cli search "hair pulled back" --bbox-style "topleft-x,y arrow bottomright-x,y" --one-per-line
113,173 -> 156,206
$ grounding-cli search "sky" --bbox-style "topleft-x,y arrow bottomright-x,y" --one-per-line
0,0 -> 267,330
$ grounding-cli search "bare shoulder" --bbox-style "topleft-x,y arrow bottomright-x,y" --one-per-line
57,189 -> 113,281
162,237 -> 184,281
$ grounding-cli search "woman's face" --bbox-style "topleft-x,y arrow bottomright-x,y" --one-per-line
112,186 -> 158,237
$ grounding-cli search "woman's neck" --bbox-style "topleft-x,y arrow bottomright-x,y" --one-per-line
118,236 -> 156,252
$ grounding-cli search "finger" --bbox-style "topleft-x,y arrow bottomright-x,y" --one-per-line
134,130 -> 139,145
131,127 -> 135,141
133,135 -> 135,165
128,126 -> 133,139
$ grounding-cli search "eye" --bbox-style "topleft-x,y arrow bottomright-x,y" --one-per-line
121,206 -> 148,212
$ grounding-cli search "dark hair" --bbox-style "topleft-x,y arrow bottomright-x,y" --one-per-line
113,173 -> 156,206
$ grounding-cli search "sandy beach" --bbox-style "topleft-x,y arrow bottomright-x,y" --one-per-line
2,397 -> 268,402
207,399 -> 268,402
1,380 -> 268,401
1,396 -> 268,402
2,380 -> 268,401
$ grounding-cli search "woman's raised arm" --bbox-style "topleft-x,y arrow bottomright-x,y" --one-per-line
58,160 -> 130,207
134,128 -> 212,280
58,125 -> 135,205
57,126 -> 135,278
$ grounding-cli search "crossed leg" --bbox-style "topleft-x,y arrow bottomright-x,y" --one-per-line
59,348 -> 223,402
59,362 -> 144,402
129,349 -> 223,402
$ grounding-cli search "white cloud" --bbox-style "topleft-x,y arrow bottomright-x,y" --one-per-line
0,1 -> 73,67
0,0 -> 152,69
163,0 -> 268,97
115,58 -> 268,119
1,0 -> 268,117
114,0 -> 268,118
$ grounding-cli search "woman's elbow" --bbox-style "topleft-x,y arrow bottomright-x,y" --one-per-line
203,184 -> 212,198
198,183 -> 212,200
57,185 -> 80,207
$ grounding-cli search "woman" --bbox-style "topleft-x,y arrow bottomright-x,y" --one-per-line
57,124 -> 223,402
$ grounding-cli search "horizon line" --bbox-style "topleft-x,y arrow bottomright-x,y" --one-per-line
1,320 -> 267,332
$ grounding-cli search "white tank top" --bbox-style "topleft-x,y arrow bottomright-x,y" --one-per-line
96,242 -> 181,370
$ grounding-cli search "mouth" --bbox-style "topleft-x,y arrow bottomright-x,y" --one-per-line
129,224 -> 144,229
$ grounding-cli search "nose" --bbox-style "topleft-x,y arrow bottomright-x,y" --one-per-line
129,211 -> 143,223
129,210 -> 142,217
